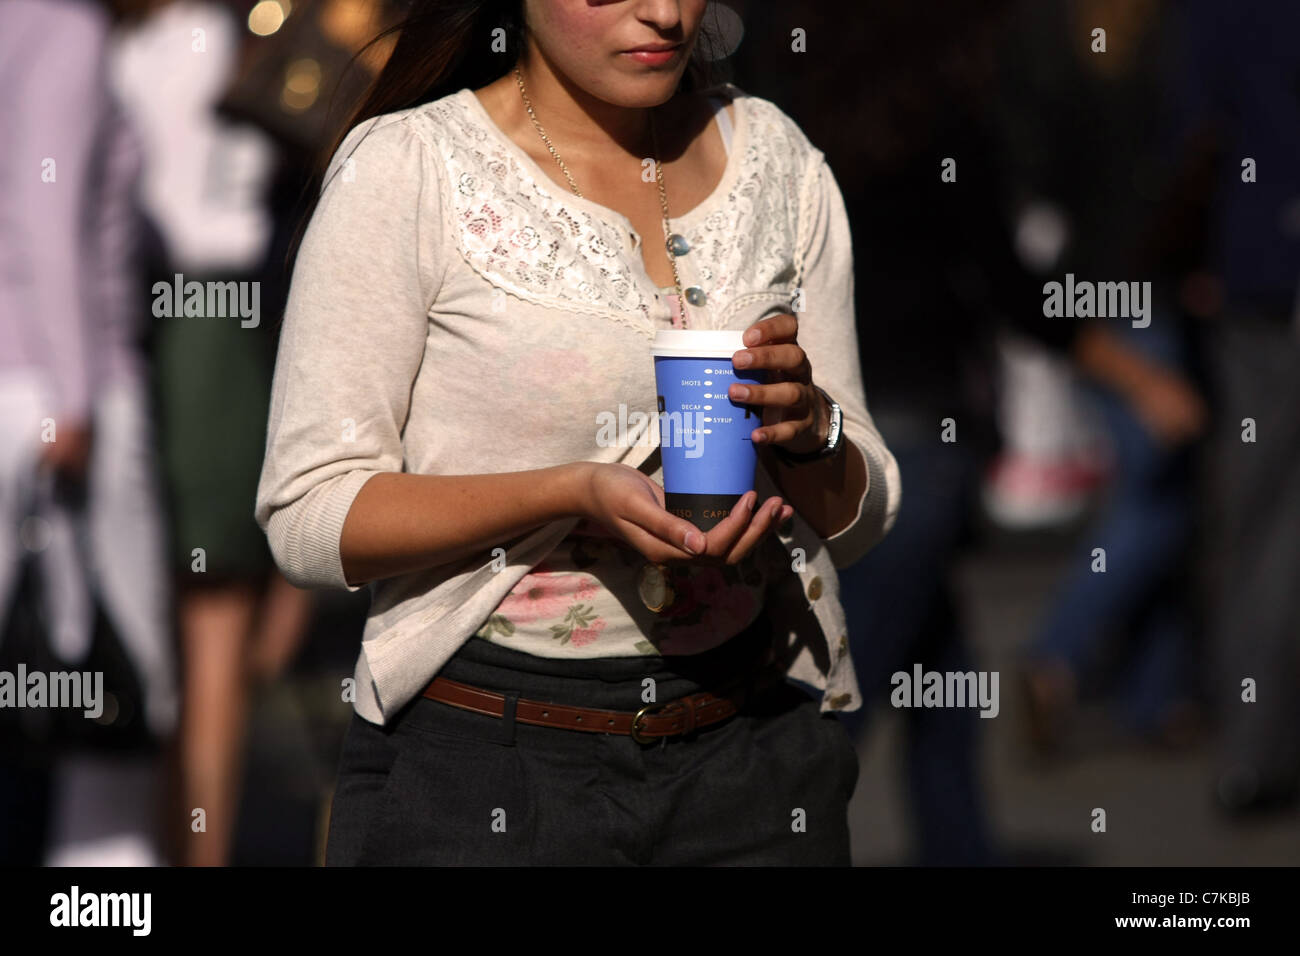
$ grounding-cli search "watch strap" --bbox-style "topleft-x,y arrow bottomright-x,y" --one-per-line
771,385 -> 842,464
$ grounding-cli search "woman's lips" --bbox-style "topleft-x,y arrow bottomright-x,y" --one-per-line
621,47 -> 681,66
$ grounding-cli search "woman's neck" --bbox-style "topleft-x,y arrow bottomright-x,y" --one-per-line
512,50 -> 664,160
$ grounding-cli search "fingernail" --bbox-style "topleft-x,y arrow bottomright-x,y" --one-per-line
683,531 -> 702,554
733,351 -> 752,368
746,492 -> 756,511
743,328 -> 760,345
732,385 -> 749,400
770,501 -> 782,519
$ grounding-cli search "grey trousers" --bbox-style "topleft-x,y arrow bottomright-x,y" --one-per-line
325,617 -> 859,865
1206,311 -> 1300,795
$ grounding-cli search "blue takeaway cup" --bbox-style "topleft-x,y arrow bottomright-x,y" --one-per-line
651,329 -> 767,532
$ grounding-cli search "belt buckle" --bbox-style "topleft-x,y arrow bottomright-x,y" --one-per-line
630,701 -> 669,744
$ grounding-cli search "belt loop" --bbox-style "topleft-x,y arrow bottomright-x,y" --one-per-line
501,692 -> 519,746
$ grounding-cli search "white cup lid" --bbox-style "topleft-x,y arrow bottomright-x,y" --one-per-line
650,329 -> 746,358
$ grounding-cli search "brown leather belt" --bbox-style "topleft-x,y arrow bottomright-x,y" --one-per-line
422,649 -> 785,744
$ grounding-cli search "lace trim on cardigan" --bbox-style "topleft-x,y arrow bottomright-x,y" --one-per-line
417,91 -> 820,334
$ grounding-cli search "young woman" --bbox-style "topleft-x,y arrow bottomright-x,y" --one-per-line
255,0 -> 900,865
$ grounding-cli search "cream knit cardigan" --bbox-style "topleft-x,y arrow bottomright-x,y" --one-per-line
255,85 -> 901,725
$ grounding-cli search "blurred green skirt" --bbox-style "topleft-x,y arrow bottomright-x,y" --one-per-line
155,295 -> 276,583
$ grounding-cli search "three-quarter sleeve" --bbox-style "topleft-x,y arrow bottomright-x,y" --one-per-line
254,116 -> 445,590
793,155 -> 901,569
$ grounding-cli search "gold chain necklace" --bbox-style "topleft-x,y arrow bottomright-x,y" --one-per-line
513,66 -> 690,328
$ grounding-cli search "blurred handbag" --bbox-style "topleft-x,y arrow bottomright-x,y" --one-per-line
216,0 -> 383,157
0,477 -> 155,757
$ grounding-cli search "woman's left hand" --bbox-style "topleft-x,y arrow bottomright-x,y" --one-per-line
728,313 -> 829,456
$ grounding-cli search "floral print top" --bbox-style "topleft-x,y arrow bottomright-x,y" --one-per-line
474,514 -> 790,657
474,282 -> 791,657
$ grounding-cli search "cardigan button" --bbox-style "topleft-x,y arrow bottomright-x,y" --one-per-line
806,575 -> 823,601
685,286 -> 707,306
637,562 -> 675,613
829,693 -> 853,710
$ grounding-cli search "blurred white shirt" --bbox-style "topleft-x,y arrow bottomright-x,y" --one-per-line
107,0 -> 275,272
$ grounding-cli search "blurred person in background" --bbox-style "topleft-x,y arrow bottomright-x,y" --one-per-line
108,0 -> 400,864
107,0 -> 318,864
730,0 -> 1053,864
999,0 -> 1210,756
0,0 -> 178,864
732,0 -> 1215,861
1166,0 -> 1300,816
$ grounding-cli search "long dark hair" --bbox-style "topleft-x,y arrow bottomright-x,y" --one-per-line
285,0 -> 731,281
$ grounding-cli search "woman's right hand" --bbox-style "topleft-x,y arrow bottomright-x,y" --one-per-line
579,462 -> 793,566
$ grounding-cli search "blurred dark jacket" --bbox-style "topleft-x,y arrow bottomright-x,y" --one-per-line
729,0 -> 1072,456
1168,0 -> 1300,316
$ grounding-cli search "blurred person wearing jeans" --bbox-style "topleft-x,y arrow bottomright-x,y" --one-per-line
1000,0 -> 1209,756
1020,315 -> 1207,755
731,0 -> 1217,861
0,0 -> 178,864
729,0 -> 1055,865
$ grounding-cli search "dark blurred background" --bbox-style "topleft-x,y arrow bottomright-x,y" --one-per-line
1,0 -> 1297,865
